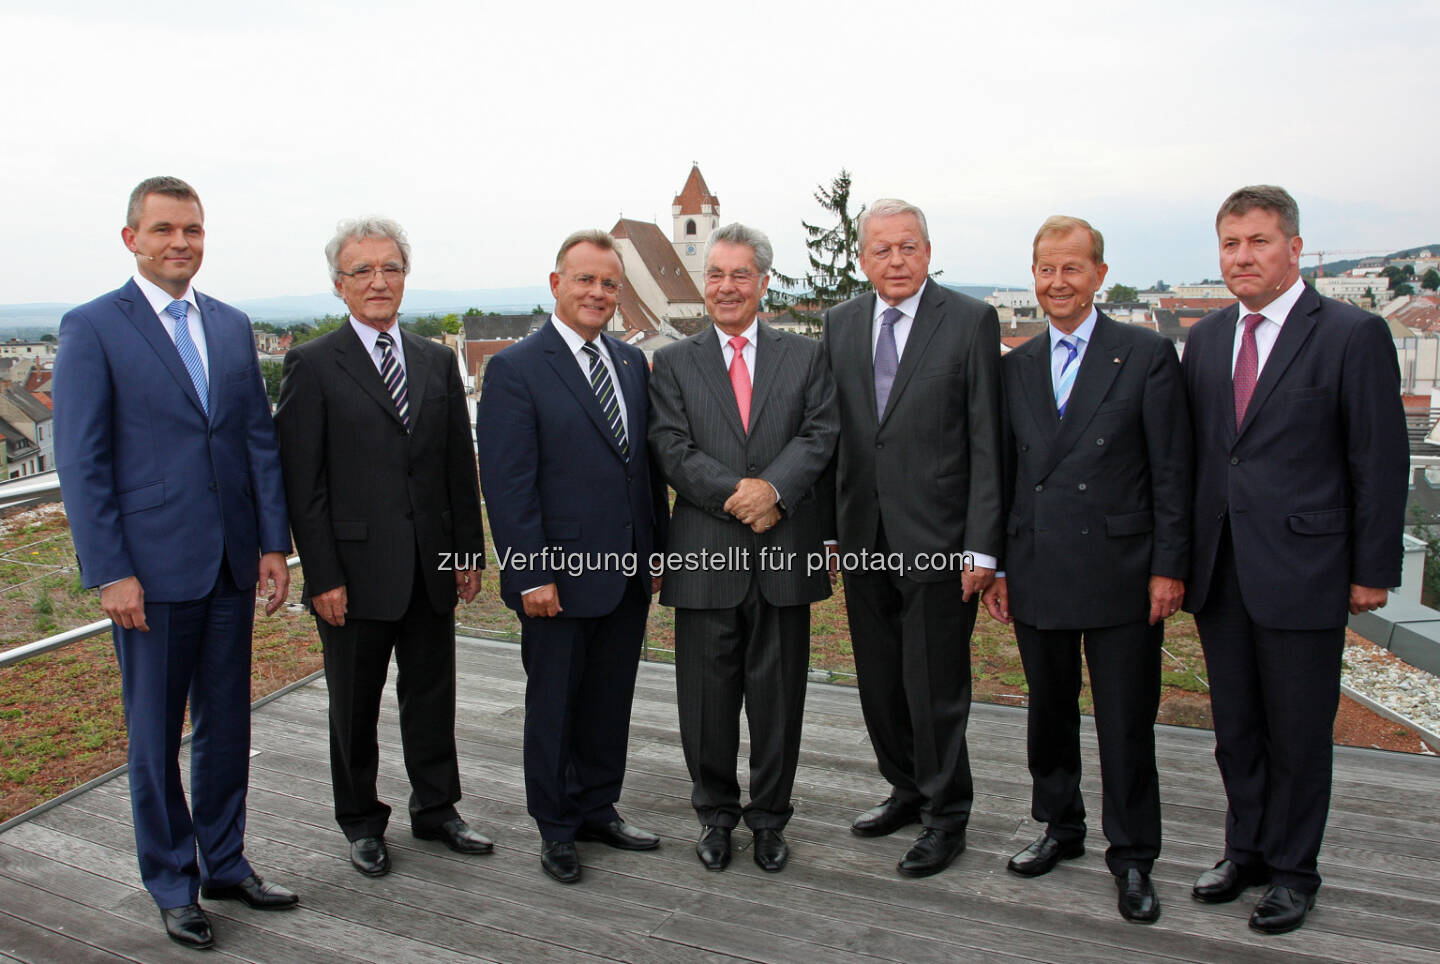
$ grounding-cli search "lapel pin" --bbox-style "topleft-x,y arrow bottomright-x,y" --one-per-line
1113,357 -> 1121,363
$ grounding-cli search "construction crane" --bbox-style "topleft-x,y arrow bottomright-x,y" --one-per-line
1300,249 -> 1388,277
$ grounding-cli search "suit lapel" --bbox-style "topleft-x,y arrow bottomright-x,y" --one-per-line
540,323 -> 627,462
1017,334 -> 1060,439
840,293 -> 880,424
748,322 -> 785,432
334,323 -> 407,430
119,281 -> 207,419
1206,304 -> 1242,444
881,283 -> 942,427
398,330 -> 431,437
695,324 -> 747,441
1236,286 -> 1319,441
1044,314 -> 1127,478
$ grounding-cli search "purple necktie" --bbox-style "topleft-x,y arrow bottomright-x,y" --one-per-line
1233,313 -> 1264,429
874,307 -> 902,418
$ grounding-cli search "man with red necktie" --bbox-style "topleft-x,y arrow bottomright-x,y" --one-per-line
1182,185 -> 1407,935
649,222 -> 838,873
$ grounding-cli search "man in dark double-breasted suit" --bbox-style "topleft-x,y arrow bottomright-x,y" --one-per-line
649,223 -> 839,874
1182,186 -> 1407,935
821,199 -> 1005,878
276,217 -> 491,880
984,216 -> 1191,924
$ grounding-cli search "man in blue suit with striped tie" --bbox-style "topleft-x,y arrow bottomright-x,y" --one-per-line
477,229 -> 669,884
53,176 -> 298,950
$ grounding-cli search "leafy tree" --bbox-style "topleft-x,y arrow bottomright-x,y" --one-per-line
260,360 -> 284,404
531,304 -> 548,315
1106,283 -> 1139,303
463,307 -> 484,318
251,321 -> 283,334
1422,268 -> 1440,291
1396,283 -> 1416,297
288,314 -> 346,346
768,169 -> 872,323
40,333 -> 56,343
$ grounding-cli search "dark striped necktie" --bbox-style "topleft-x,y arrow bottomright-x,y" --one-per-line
582,341 -> 629,458
375,330 -> 409,428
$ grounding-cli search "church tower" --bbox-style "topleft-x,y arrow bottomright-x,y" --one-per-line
671,163 -> 720,292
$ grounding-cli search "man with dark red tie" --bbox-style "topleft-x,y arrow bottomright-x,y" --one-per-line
1182,185 -> 1407,934
649,223 -> 838,873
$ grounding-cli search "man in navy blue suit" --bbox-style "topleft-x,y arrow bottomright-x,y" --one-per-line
1183,185 -> 1407,934
53,176 -> 298,950
476,229 -> 668,884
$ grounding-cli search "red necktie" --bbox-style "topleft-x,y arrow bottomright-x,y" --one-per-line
729,335 -> 751,432
1233,313 -> 1265,429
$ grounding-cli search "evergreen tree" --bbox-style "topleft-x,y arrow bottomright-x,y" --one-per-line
769,169 -> 872,324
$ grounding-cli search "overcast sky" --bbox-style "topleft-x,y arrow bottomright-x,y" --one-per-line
3,0 -> 1435,307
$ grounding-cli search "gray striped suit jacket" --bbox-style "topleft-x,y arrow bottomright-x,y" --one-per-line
649,321 -> 839,609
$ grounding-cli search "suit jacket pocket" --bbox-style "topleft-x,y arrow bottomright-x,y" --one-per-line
332,519 -> 368,541
1094,397 -> 1131,415
1105,510 -> 1153,538
1288,508 -> 1351,535
917,363 -> 964,380
117,481 -> 164,515
1286,386 -> 1332,403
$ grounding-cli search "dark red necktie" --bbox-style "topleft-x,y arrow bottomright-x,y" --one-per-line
1232,313 -> 1264,429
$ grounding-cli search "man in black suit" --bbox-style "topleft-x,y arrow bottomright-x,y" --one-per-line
821,198 -> 1005,877
983,216 -> 1190,924
1182,186 -> 1407,934
275,217 -> 492,879
649,223 -> 839,873
476,230 -> 669,884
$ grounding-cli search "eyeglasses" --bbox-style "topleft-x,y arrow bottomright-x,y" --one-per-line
338,264 -> 407,282
866,243 -> 924,261
705,269 -> 761,286
565,273 -> 622,293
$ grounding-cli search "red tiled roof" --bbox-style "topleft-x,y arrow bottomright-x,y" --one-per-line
611,218 -> 702,304
616,283 -> 663,336
672,164 -> 718,215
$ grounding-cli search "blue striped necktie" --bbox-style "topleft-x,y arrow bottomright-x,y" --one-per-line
375,331 -> 410,428
1054,338 -> 1080,416
165,299 -> 208,417
582,341 -> 629,459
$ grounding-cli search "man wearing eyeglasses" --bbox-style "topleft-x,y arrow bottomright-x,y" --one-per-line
275,217 -> 491,880
648,223 -> 838,873
476,230 -> 669,884
821,198 -> 1005,878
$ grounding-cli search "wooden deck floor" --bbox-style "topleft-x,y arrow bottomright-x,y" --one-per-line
2,636 -> 1438,963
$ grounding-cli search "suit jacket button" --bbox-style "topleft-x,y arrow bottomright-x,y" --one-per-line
624,521 -> 632,528
1095,437 -> 1105,445
875,442 -> 884,450
1020,444 -> 1029,452
1034,484 -> 1044,492
1077,483 -> 1087,491
1230,456 -> 1240,465
1080,526 -> 1090,535
208,481 -> 217,491
406,511 -> 414,520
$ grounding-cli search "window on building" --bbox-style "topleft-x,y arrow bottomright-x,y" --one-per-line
686,219 -> 696,237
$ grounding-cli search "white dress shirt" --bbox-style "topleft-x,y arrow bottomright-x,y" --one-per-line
132,273 -> 209,378
717,318 -> 758,385
550,315 -> 629,436
1049,308 -> 1098,393
348,315 -> 407,375
871,281 -> 926,361
1231,276 -> 1305,376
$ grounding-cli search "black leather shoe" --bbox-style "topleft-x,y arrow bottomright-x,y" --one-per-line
753,828 -> 788,873
1192,858 -> 1268,903
161,904 -> 214,950
897,827 -> 965,877
350,836 -> 391,877
696,826 -> 732,871
851,796 -> 921,837
201,873 -> 299,910
414,818 -> 494,855
1249,885 -> 1316,934
1007,833 -> 1085,877
541,840 -> 581,883
576,818 -> 660,851
1116,869 -> 1161,923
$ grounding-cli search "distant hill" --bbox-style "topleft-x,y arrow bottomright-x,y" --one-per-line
1302,244 -> 1440,279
